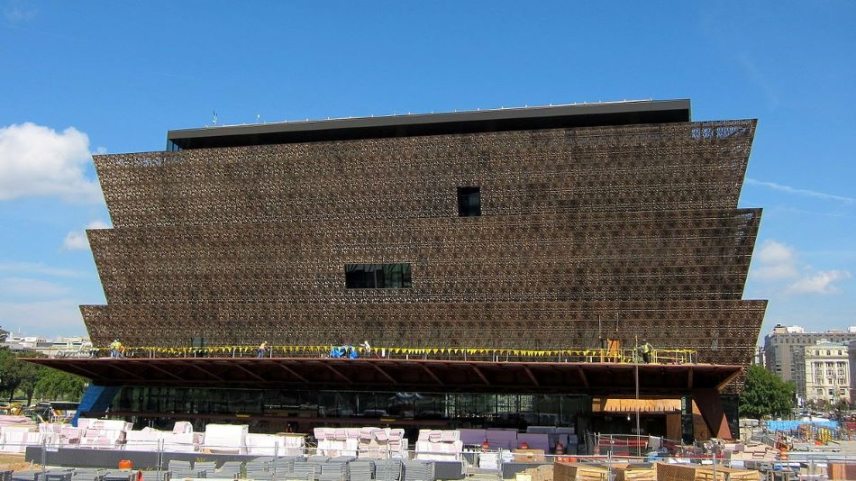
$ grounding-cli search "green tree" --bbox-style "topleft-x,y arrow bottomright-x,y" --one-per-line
739,364 -> 796,418
0,347 -> 44,402
34,369 -> 86,401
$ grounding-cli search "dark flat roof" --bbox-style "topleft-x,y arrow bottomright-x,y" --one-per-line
168,99 -> 691,150
30,356 -> 738,395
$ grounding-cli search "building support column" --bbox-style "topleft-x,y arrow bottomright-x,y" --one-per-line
73,384 -> 121,426
692,388 -> 732,439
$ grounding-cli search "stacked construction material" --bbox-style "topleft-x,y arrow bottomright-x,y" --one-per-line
194,461 -> 217,478
518,464 -> 554,481
511,449 -> 546,463
78,419 -> 128,450
0,416 -> 36,430
246,433 -> 281,456
202,424 -> 248,454
284,434 -> 307,456
403,460 -> 435,481
318,460 -> 351,481
478,452 -> 499,470
349,460 -> 375,481
375,459 -> 403,481
167,460 -> 195,479
0,425 -> 41,453
246,458 -> 274,481
485,429 -> 517,451
526,427 -> 576,454
124,427 -> 163,451
36,424 -> 82,447
271,456 -> 298,477
655,463 -> 761,481
316,428 -> 360,457
516,434 -> 551,452
554,463 -> 609,481
217,461 -> 244,479
292,461 -> 322,481
414,430 -> 463,461
612,464 -> 655,481
162,422 -> 201,453
316,427 -> 407,459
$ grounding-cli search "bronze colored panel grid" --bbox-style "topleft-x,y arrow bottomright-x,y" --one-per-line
83,119 -> 765,368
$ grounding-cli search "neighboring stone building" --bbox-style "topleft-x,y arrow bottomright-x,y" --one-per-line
764,325 -> 856,399
804,340 -> 850,405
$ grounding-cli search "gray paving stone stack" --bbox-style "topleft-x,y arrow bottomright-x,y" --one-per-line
347,461 -> 375,481
402,461 -> 434,481
373,460 -> 402,481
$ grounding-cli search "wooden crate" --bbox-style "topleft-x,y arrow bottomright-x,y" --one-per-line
555,463 -> 609,481
656,463 -> 760,481
613,463 -> 656,481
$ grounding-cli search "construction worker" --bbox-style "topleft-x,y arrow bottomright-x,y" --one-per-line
639,339 -> 653,363
109,339 -> 124,358
361,340 -> 373,357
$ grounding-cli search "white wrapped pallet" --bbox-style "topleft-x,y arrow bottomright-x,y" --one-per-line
1,426 -> 36,453
245,433 -> 280,456
415,430 -> 462,461
124,427 -> 165,451
162,432 -> 200,453
203,424 -> 247,454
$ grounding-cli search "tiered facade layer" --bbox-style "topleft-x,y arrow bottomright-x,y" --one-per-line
85,120 -> 765,366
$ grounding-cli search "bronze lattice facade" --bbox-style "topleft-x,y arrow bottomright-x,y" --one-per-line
83,102 -> 766,367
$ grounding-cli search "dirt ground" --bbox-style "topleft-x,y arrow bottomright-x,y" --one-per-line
0,453 -> 37,472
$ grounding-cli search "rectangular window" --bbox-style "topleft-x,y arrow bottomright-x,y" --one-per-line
345,264 -> 412,289
457,186 -> 481,217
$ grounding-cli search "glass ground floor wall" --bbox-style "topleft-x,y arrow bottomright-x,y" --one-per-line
114,386 -> 592,435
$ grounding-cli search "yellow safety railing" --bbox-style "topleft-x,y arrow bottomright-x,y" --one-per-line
95,344 -> 697,364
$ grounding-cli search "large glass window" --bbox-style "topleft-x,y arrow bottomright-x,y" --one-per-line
457,186 -> 481,217
345,264 -> 412,289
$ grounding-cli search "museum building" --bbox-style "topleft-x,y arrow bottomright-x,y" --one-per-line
33,99 -> 766,442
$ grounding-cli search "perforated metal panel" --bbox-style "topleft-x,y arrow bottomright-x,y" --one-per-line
83,120 -> 765,368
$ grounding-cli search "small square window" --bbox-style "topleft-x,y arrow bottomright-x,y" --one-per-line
457,186 -> 481,217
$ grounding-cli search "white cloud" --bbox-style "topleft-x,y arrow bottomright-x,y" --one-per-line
752,240 -> 798,280
0,261 -> 82,278
751,239 -> 852,296
746,178 -> 855,204
0,122 -> 102,202
0,298 -> 86,336
0,277 -> 69,298
62,220 -> 111,251
787,271 -> 852,295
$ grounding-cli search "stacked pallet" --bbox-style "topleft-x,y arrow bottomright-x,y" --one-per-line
78,419 -> 129,450
0,426 -> 41,453
316,427 -> 407,459
316,428 -> 360,457
202,424 -> 248,454
827,464 -> 856,481
415,430 -> 463,461
369,428 -> 407,459
527,427 -> 577,453
516,464 -> 554,481
375,460 -> 403,481
124,427 -> 163,451
512,449 -> 546,463
349,460 -> 376,481
612,464 -> 655,481
656,463 -> 760,481
403,460 -> 435,481
479,452 -> 500,470
554,463 -> 609,481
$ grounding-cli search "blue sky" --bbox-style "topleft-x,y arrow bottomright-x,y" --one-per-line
0,1 -> 853,342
